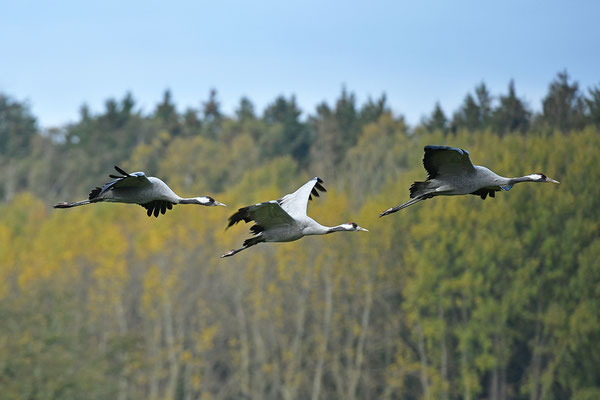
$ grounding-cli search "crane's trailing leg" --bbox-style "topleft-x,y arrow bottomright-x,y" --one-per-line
221,246 -> 248,258
54,199 -> 94,208
379,197 -> 424,217
221,236 -> 264,258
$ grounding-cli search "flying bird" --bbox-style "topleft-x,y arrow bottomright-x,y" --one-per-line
221,177 -> 368,258
380,145 -> 559,216
54,165 -> 226,217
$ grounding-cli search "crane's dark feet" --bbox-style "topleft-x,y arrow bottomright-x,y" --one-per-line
379,207 -> 396,217
221,249 -> 240,258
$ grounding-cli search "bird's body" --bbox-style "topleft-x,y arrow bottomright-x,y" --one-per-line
222,177 -> 368,258
54,166 -> 226,217
380,145 -> 559,216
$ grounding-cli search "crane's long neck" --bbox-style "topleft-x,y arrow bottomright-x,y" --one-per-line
178,196 -> 210,205
178,197 -> 198,204
507,175 -> 538,184
325,224 -> 351,234
303,222 -> 347,236
496,174 -> 541,191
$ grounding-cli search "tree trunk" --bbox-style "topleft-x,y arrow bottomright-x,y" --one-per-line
460,299 -> 471,400
415,319 -> 431,400
311,267 -> 333,400
235,286 -> 251,398
163,292 -> 180,400
281,265 -> 312,400
529,310 -> 543,400
116,301 -> 129,400
346,283 -> 373,399
439,302 -> 449,400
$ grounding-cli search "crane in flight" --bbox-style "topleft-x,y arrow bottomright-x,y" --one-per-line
54,165 -> 226,217
380,145 -> 559,216
222,177 -> 368,258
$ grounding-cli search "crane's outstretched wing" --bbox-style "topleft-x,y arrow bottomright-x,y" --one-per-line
278,177 -> 327,219
227,201 -> 295,231
89,165 -> 152,200
423,146 -> 476,179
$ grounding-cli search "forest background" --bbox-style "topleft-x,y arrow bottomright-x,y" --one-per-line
1,71 -> 599,400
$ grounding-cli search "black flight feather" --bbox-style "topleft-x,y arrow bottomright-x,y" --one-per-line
250,224 -> 265,235
227,206 -> 252,228
89,187 -> 102,200
114,165 -> 129,176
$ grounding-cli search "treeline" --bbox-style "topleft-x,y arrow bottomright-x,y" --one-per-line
0,72 -> 599,400
1,71 -> 600,203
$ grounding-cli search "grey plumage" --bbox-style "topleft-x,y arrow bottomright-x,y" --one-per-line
221,177 -> 368,258
380,145 -> 559,216
54,165 -> 226,217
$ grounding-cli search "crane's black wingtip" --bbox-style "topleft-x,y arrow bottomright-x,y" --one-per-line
114,165 -> 129,176
226,206 -> 252,228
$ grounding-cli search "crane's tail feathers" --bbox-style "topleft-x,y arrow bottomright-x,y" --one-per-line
243,236 -> 264,247
54,199 -> 92,208
379,197 -> 424,217
409,181 -> 433,198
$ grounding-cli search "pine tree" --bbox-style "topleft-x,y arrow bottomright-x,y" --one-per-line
262,95 -> 310,164
426,102 -> 448,133
492,80 -> 530,135
452,93 -> 481,132
585,84 -> 600,128
155,89 -> 181,136
236,97 -> 255,121
540,70 -> 585,132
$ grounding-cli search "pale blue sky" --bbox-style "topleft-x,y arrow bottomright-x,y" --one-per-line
1,0 -> 598,128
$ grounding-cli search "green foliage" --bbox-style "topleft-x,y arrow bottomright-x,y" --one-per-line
1,74 -> 600,399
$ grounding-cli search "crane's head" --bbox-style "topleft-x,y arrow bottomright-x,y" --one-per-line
528,173 -> 560,184
344,222 -> 369,232
326,222 -> 368,234
195,196 -> 227,207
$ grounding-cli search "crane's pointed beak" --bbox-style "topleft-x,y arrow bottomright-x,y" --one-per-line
545,177 -> 560,184
357,226 -> 369,232
214,201 -> 227,207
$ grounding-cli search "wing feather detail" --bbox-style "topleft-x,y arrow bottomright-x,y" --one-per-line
227,201 -> 295,230
423,146 -> 476,179
279,177 -> 326,219
89,166 -> 152,200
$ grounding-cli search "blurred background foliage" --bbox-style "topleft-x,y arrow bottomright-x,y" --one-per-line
0,71 -> 599,399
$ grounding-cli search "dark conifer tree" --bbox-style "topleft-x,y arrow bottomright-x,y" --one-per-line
492,80 -> 531,135
426,101 -> 448,133
540,70 -> 585,132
